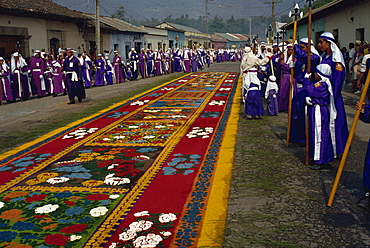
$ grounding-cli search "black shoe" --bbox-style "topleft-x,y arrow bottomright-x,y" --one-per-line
310,164 -> 328,170
78,99 -> 82,103
357,192 -> 370,209
53,93 -> 58,97
63,92 -> 67,96
67,101 -> 75,104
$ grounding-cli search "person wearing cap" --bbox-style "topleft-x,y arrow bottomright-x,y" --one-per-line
318,32 -> 348,156
94,54 -> 105,86
240,46 -> 270,119
113,51 -> 124,83
265,75 -> 279,116
29,50 -> 46,97
0,57 -> 13,103
10,52 -> 31,101
62,48 -> 85,104
304,64 -> 336,170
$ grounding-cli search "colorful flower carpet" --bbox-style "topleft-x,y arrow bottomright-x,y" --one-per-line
0,72 -> 241,247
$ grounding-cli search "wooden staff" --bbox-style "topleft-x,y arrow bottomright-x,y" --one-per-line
327,69 -> 370,207
286,22 -> 297,147
305,2 -> 313,166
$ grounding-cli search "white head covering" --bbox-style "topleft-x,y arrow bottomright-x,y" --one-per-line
265,75 -> 278,99
319,32 -> 345,66
300,37 -> 320,57
11,53 -> 27,71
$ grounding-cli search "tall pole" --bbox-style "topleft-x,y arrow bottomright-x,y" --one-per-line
205,0 -> 209,34
265,0 -> 282,42
96,0 -> 101,56
305,0 -> 314,165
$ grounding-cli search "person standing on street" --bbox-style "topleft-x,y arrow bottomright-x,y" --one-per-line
63,48 -> 85,104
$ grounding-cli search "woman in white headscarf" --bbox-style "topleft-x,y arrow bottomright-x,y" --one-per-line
0,57 -> 13,103
318,31 -> 348,156
11,52 -> 31,100
304,63 -> 337,170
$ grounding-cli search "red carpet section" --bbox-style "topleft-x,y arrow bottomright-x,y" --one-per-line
0,72 -> 238,247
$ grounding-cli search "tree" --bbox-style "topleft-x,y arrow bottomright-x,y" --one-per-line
111,5 -> 126,21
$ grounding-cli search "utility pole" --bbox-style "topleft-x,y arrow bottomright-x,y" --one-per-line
264,0 -> 281,41
95,0 -> 100,56
205,0 -> 213,35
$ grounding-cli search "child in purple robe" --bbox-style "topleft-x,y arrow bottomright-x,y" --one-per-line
265,75 -> 279,116
94,54 -> 105,86
51,60 -> 65,96
105,60 -> 114,85
0,57 -> 13,103
304,64 -> 336,170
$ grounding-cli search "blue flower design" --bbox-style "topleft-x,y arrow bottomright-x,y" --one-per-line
100,200 -> 110,206
77,216 -> 91,223
12,222 -> 36,231
0,166 -> 12,172
183,169 -> 195,175
167,162 -> 178,166
38,245 -> 50,248
173,153 -> 183,157
39,153 -> 52,157
58,218 -> 75,223
11,161 -> 34,167
176,163 -> 194,169
136,147 -> 158,153
0,231 -> 18,241
65,206 -> 84,216
162,167 -> 177,175
11,197 -> 25,202
65,173 -> 92,179
54,192 -> 73,198
78,149 -> 93,153
27,202 -> 40,209
29,192 -> 41,196
0,223 -> 8,228
22,234 -> 39,239
172,157 -> 187,163
13,168 -> 27,173
190,154 -> 201,159
84,200 -> 91,206
52,165 -> 90,173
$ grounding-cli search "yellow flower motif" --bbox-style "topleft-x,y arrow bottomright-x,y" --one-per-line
25,178 -> 42,186
82,180 -> 104,187
95,155 -> 115,161
78,152 -> 100,157
37,172 -> 59,181
75,157 -> 95,162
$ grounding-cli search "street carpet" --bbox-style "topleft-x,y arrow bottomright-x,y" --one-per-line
0,72 -> 240,248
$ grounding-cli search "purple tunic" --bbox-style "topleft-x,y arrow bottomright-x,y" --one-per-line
154,52 -> 163,75
113,56 -> 124,83
321,55 -> 348,155
183,51 -> 191,73
363,139 -> 370,190
0,64 -> 12,101
63,56 -> 85,100
105,63 -> 114,85
245,83 -> 264,116
51,61 -> 65,93
29,57 -> 46,96
94,59 -> 105,86
304,78 -> 335,164
277,62 -> 291,112
11,61 -> 31,99
138,53 -> 147,78
266,89 -> 278,116
81,60 -> 92,87
191,55 -> 198,72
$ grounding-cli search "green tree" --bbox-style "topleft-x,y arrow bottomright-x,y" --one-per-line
111,5 -> 126,21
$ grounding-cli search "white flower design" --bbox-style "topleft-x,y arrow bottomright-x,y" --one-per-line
0,202 -> 4,209
90,206 -> 108,217
158,213 -> 177,223
129,220 -> 153,232
108,243 -> 117,248
104,173 -> 130,186
46,177 -> 70,185
119,229 -> 137,241
109,194 -> 120,199
35,204 -> 59,214
70,235 -> 82,241
133,233 -> 163,248
160,231 -> 172,237
134,211 -> 150,217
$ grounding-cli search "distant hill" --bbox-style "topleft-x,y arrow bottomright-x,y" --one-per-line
52,0 -> 294,22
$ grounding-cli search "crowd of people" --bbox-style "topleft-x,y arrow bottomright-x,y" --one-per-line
1,47 -> 246,105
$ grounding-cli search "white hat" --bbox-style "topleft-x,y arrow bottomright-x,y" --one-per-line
35,50 -> 41,53
97,54 -> 102,57
316,64 -> 332,78
0,57 -> 4,61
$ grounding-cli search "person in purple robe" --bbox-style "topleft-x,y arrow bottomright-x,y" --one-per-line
173,49 -> 182,72
10,52 -> 31,101
304,64 -> 336,169
318,32 -> 348,155
138,49 -> 148,78
191,52 -> 198,72
29,50 -> 46,97
277,44 -> 295,112
146,49 -> 155,76
0,57 -> 13,103
94,54 -> 105,86
50,60 -> 65,96
153,50 -> 163,76
125,62 -> 133,80
129,49 -> 139,80
105,60 -> 114,85
182,49 -> 191,73
290,38 -> 322,143
216,50 -> 222,63
80,54 -> 92,88
240,46 -> 270,119
113,51 -> 124,83
265,75 -> 279,116
206,51 -> 211,67
62,49 -> 85,104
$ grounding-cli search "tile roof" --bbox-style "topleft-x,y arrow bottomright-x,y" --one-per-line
84,14 -> 147,34
214,33 -> 241,42
0,0 -> 85,22
160,22 -> 203,34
